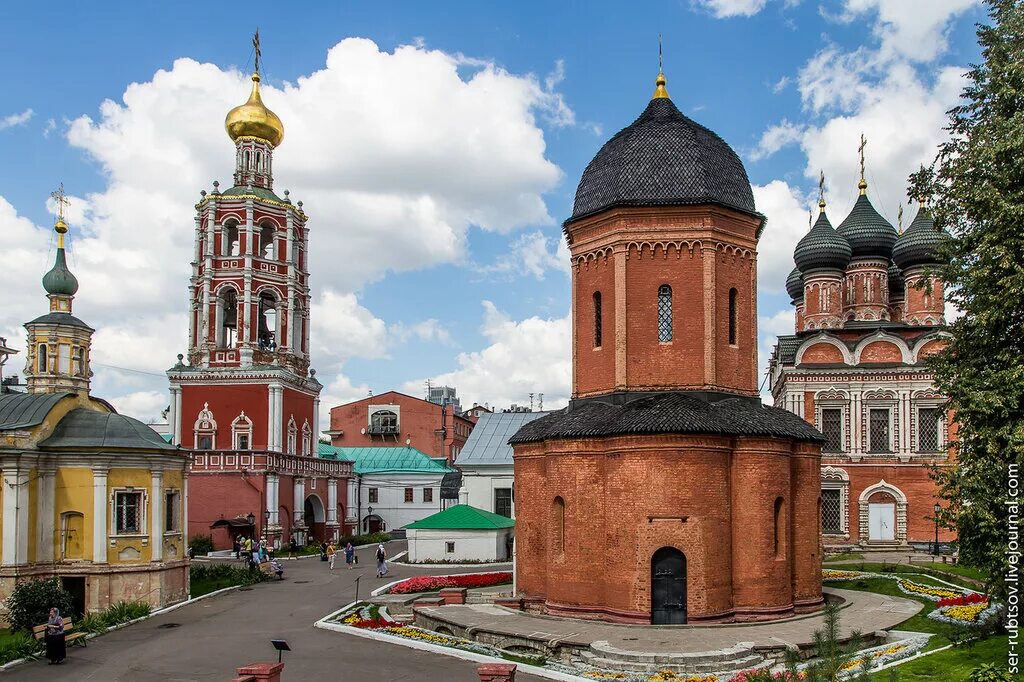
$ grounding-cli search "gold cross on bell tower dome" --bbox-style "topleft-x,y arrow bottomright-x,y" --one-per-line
50,182 -> 71,247
653,34 -> 669,99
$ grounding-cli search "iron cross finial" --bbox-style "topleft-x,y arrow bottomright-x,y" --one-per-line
818,170 -> 826,210
858,133 -> 867,181
897,203 -> 904,233
252,29 -> 262,74
50,182 -> 70,222
659,34 -> 663,72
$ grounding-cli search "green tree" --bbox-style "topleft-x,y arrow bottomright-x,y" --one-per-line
4,578 -> 75,633
929,0 -> 1024,600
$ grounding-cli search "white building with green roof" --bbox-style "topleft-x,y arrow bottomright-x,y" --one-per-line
319,443 -> 455,533
405,504 -> 514,563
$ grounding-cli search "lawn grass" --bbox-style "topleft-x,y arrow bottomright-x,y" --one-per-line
824,552 -> 864,562
914,562 -> 987,583
827,562 -> 982,590
827,575 -> 956,651
868,635 -> 1009,681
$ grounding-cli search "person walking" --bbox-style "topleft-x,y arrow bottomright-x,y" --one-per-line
289,536 -> 298,559
44,607 -> 66,665
375,542 -> 388,578
327,542 -> 337,570
344,542 -> 355,569
233,535 -> 241,559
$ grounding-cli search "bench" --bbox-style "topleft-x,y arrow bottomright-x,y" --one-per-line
258,561 -> 284,580
33,619 -> 87,647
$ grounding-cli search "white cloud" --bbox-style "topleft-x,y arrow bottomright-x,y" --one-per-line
0,109 -> 33,130
772,76 -> 792,93
693,0 -> 769,18
0,38 -> 570,422
388,319 -> 454,346
106,391 -> 167,423
405,301 -> 571,410
753,180 -> 813,294
43,118 -> 56,138
479,230 -> 569,280
843,0 -> 979,63
757,309 -> 796,402
749,120 -> 805,161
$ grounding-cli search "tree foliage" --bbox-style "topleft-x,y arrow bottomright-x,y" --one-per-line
929,0 -> 1024,599
4,578 -> 75,633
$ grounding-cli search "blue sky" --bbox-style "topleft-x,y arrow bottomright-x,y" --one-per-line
0,0 -> 984,421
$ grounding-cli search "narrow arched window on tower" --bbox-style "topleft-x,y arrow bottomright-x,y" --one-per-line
657,284 -> 673,342
243,150 -> 250,170
37,344 -> 48,373
593,291 -> 602,348
553,496 -> 565,554
255,151 -> 262,171
728,288 -> 738,346
774,496 -> 785,558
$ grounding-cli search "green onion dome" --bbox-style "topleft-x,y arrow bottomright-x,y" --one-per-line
836,193 -> 898,260
42,227 -> 79,296
786,267 -> 804,301
794,209 -> 852,273
887,263 -> 904,298
892,206 -> 947,270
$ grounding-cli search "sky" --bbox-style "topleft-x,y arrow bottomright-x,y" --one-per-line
0,0 -> 985,426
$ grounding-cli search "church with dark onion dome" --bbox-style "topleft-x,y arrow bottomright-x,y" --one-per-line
510,67 -> 826,625
0,197 -> 189,621
770,144 -> 954,551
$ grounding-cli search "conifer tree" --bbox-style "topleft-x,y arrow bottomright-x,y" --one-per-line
929,0 -> 1024,599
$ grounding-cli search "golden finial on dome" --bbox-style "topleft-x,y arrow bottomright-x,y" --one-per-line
224,31 -> 284,147
50,182 -> 70,248
818,170 -> 827,212
652,34 -> 669,99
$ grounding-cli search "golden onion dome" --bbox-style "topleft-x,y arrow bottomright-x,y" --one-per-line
225,72 -> 284,147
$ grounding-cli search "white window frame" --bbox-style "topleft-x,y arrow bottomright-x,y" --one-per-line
301,420 -> 312,456
816,403 -> 847,454
111,489 -> 147,536
915,403 -> 945,453
287,416 -> 298,455
866,405 -> 895,454
232,411 -> 253,450
820,466 -> 850,538
194,403 -> 217,450
164,489 -> 181,533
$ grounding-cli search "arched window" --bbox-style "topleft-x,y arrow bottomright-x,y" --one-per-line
657,285 -> 673,342
302,420 -> 312,457
223,222 -> 240,257
728,288 -> 738,346
232,411 -> 253,450
369,410 -> 399,435
255,151 -> 262,170
257,291 -> 278,351
218,288 -> 238,347
773,497 -> 785,558
244,150 -> 251,169
287,416 -> 298,455
593,291 -> 602,348
553,496 -> 565,554
194,403 -> 217,450
259,223 -> 275,259
37,343 -> 48,373
72,346 -> 84,376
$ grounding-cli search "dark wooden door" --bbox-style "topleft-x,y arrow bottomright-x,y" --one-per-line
651,548 -> 686,624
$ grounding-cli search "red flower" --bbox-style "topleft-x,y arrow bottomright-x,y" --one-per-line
389,572 -> 513,595
936,592 -> 987,607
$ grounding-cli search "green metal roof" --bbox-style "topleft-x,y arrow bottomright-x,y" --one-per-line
405,504 -> 514,530
219,185 -> 284,203
38,408 -> 179,451
0,392 -> 73,430
318,443 -> 451,475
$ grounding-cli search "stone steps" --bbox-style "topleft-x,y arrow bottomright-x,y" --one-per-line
580,640 -> 768,675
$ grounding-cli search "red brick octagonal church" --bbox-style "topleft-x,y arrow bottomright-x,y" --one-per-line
511,68 -> 825,625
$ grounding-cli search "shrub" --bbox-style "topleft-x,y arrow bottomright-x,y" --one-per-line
188,534 -> 214,557
0,632 -> 43,665
969,663 -> 1013,682
189,562 -> 270,588
338,531 -> 391,547
4,578 -> 75,633
78,600 -> 151,634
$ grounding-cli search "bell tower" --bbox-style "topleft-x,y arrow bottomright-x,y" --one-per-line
167,41 -> 320,455
24,185 -> 94,395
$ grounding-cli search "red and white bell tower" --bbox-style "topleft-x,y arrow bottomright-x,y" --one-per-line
167,66 -> 320,454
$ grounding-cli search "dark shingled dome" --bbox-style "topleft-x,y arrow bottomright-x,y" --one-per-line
569,98 -> 756,223
888,263 -> 905,297
786,266 -> 804,301
793,210 -> 852,273
892,207 -> 946,270
837,193 -> 898,260
509,391 -> 824,445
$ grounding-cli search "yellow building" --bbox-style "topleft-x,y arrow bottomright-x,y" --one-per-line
0,197 -> 189,620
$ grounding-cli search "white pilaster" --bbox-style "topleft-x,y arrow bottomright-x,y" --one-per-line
313,396 -> 320,447
150,470 -> 163,562
327,478 -> 338,525
293,478 -> 305,526
92,467 -> 108,564
174,387 -> 183,446
38,467 -> 55,562
2,465 -> 29,566
346,479 -> 357,522
267,473 -> 279,526
272,384 -> 284,451
267,385 -> 276,449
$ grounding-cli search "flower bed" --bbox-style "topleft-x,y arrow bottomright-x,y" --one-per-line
835,636 -> 928,675
385,571 -> 512,595
822,569 -> 868,582
894,578 -> 961,601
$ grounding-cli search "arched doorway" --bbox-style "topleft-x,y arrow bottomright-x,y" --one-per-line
651,547 -> 687,624
304,494 -> 326,541
363,514 -> 384,534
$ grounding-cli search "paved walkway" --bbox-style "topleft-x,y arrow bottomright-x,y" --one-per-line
4,542 -> 545,682
416,587 -> 922,655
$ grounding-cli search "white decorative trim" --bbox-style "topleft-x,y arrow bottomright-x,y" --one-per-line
853,331 -> 913,364
858,479 -> 908,545
795,333 -> 853,365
